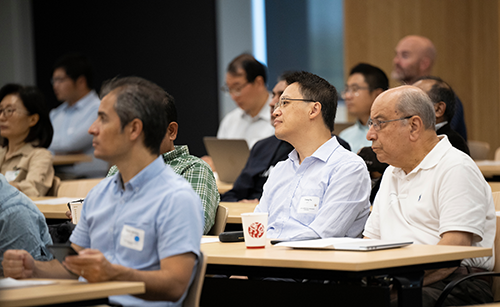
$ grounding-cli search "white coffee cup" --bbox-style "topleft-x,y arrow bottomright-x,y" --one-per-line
241,212 -> 268,248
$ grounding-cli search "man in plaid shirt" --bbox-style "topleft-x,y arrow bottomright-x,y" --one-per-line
108,94 -> 219,234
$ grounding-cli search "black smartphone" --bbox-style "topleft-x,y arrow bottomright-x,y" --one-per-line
47,244 -> 78,262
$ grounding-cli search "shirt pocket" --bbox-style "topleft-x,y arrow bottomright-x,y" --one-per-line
290,188 -> 323,226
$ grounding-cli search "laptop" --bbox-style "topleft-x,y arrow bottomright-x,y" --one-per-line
203,137 -> 250,183
276,238 -> 413,252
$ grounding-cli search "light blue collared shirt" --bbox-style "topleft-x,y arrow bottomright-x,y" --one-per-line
339,120 -> 371,154
49,90 -> 108,177
255,136 -> 371,240
70,157 -> 204,307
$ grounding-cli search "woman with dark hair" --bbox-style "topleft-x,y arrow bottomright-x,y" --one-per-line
0,84 -> 54,196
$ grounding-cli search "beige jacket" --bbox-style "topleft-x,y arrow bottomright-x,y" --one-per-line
0,143 -> 54,197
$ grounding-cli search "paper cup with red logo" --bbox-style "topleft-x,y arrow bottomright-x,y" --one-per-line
241,212 -> 268,248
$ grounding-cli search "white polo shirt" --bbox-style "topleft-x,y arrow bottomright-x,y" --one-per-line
217,95 -> 274,149
364,135 -> 495,270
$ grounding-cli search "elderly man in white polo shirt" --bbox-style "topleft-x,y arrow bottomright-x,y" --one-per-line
364,85 -> 495,306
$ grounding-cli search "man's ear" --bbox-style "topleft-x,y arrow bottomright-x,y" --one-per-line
167,122 -> 178,141
76,75 -> 88,89
434,101 -> 446,118
309,102 -> 322,120
419,57 -> 432,73
253,75 -> 265,87
127,118 -> 143,141
408,116 -> 424,142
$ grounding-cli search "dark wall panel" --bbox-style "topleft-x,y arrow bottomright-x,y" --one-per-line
32,0 -> 219,156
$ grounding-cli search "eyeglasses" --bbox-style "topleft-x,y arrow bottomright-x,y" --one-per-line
0,107 -> 28,118
50,76 -> 70,85
220,82 -> 250,96
274,98 -> 317,112
368,115 -> 414,131
341,86 -> 369,99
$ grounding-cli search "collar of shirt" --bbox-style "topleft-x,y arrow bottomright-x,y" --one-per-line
355,119 -> 369,129
239,94 -> 272,123
1,142 -> 37,161
163,145 -> 189,163
62,90 -> 99,111
113,156 -> 165,193
435,121 -> 448,131
289,136 -> 340,165
393,135 -> 451,179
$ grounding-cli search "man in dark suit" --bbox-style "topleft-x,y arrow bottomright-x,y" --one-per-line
221,72 -> 350,202
413,76 -> 470,155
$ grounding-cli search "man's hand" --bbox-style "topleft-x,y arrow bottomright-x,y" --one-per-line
63,249 -> 117,283
2,250 -> 35,279
65,210 -> 72,219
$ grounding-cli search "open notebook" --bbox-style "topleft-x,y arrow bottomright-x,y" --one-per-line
276,238 -> 413,251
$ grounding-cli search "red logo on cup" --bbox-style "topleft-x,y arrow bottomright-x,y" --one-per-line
248,222 -> 265,238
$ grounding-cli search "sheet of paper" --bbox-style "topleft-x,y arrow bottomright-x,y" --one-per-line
33,197 -> 79,205
201,237 -> 220,244
0,277 -> 55,289
276,237 -> 367,248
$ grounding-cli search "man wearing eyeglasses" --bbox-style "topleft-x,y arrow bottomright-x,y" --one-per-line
49,53 -> 108,178
217,54 -> 275,149
254,71 -> 371,240
340,63 -> 389,154
364,85 -> 495,306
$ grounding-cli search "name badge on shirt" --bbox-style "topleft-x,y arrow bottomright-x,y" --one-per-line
5,170 -> 20,182
297,196 -> 319,214
120,225 -> 145,251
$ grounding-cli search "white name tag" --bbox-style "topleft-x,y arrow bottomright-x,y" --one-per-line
297,196 -> 320,214
120,225 -> 145,251
5,170 -> 20,182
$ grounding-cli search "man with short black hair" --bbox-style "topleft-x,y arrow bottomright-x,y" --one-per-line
3,77 -> 204,307
217,54 -> 274,148
340,63 -> 389,153
255,71 -> 370,240
413,76 -> 470,155
49,53 -> 108,178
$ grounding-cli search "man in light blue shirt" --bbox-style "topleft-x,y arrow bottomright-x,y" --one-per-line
255,71 -> 371,240
3,77 -> 204,307
340,63 -> 389,154
0,174 -> 53,276
49,53 -> 108,178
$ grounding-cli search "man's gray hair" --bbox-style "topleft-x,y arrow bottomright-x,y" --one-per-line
396,87 -> 436,130
100,76 -> 169,155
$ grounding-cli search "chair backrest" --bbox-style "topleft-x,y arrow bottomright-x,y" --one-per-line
46,176 -> 61,196
495,147 -> 500,161
207,205 -> 228,235
57,178 -> 104,198
492,191 -> 500,300
489,182 -> 500,193
183,251 -> 207,307
468,140 -> 490,160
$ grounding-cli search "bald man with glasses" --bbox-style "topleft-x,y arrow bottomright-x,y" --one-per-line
364,85 -> 495,306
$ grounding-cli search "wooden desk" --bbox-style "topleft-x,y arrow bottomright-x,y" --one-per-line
220,201 -> 257,224
31,197 -> 70,220
200,241 -> 491,307
0,279 -> 145,307
476,160 -> 500,178
53,154 -> 92,166
216,179 -> 233,194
